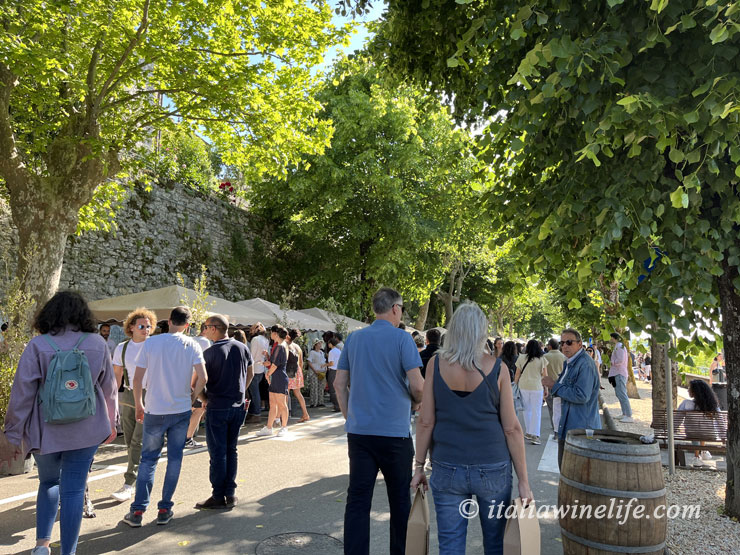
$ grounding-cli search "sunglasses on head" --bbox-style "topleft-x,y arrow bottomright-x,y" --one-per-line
136,324 -> 152,330
560,339 -> 579,346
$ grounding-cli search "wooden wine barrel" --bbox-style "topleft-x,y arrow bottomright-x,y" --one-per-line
559,429 -> 667,554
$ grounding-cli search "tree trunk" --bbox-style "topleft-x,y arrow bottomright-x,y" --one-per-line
718,259 -> 740,518
650,340 -> 676,416
415,297 -> 430,330
8,177 -> 81,317
625,342 -> 641,399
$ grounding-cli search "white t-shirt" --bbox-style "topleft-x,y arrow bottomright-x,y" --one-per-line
134,332 -> 205,415
328,347 -> 341,370
250,335 -> 270,374
308,350 -> 326,373
112,339 -> 147,389
193,335 -> 211,352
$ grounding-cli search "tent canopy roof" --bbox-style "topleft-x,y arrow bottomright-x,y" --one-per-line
236,298 -> 335,331
88,285 -> 275,326
297,307 -> 368,333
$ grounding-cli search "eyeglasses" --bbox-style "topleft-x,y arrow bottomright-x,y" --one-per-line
136,324 -> 152,330
394,303 -> 406,314
560,339 -> 580,346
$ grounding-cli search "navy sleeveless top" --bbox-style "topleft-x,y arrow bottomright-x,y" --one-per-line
431,356 -> 510,465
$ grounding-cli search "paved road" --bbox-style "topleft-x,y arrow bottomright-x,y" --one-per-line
0,404 -> 564,554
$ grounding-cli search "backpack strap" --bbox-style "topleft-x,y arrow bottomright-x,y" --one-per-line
42,334 -> 62,352
121,340 -> 131,388
73,333 -> 89,349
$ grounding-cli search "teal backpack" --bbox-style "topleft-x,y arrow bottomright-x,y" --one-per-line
39,334 -> 97,424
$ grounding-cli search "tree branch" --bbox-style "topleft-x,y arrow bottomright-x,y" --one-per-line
96,0 -> 151,104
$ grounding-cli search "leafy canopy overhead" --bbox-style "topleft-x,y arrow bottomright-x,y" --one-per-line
1,0 -> 351,183
373,0 -> 740,351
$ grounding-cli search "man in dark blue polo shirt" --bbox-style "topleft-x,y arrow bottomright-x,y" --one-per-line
195,314 -> 253,510
335,287 -> 424,555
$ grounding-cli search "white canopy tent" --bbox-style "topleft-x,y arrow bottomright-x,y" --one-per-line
88,285 -> 276,326
237,298 -> 335,331
297,307 -> 368,333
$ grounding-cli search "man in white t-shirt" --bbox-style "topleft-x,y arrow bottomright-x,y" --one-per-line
110,308 -> 157,502
327,337 -> 342,412
123,306 -> 207,528
245,323 -> 270,423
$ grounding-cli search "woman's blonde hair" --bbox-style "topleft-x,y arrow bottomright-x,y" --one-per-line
437,301 -> 489,372
123,307 -> 158,338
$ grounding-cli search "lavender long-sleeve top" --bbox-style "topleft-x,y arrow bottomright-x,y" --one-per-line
4,328 -> 118,456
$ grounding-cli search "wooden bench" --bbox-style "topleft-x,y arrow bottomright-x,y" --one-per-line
651,409 -> 728,466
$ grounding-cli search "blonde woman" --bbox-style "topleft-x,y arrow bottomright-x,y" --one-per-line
111,307 -> 157,502
412,302 -> 532,554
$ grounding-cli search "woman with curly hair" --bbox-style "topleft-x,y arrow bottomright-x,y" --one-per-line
110,307 -> 157,502
678,379 -> 721,465
2,291 -> 118,555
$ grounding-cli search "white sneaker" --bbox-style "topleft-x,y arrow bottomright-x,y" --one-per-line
619,416 -> 634,423
255,426 -> 273,437
701,450 -> 713,460
31,547 -> 50,555
276,427 -> 288,437
274,418 -> 281,427
111,484 -> 134,502
690,455 -> 704,466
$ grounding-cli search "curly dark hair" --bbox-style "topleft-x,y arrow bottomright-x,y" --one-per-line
524,339 -> 544,361
33,291 -> 97,335
688,379 -> 719,414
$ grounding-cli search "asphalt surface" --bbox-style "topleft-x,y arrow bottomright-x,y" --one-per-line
0,402 -> 564,554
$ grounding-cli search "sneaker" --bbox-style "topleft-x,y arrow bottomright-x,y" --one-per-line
274,418 -> 281,426
112,484 -> 135,502
83,496 -> 96,518
255,426 -> 273,437
530,436 -> 541,445
689,455 -> 705,467
184,438 -> 201,448
524,433 -> 534,441
195,496 -> 227,510
701,450 -> 713,460
619,416 -> 634,423
31,547 -> 50,555
276,427 -> 288,437
225,495 -> 238,509
156,509 -> 173,525
123,510 -> 144,527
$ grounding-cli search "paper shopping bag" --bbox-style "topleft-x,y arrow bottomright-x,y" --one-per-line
503,498 -> 540,555
405,486 -> 430,555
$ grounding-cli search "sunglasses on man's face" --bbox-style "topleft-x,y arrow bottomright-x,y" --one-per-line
560,339 -> 580,346
136,324 -> 152,330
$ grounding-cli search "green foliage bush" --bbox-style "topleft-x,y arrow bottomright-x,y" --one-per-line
149,128 -> 217,193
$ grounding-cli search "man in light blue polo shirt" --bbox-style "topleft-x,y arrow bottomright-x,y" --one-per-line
334,287 -> 424,555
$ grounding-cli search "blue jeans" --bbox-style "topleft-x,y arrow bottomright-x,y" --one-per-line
131,411 -> 190,512
345,433 -> 414,555
34,444 -> 98,555
205,405 -> 245,497
247,375 -> 262,415
430,459 -> 512,555
614,374 -> 632,417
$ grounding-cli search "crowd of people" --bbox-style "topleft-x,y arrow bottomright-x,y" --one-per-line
1,284 -> 680,555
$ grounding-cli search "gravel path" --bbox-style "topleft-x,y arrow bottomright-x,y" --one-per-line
598,377 -> 739,554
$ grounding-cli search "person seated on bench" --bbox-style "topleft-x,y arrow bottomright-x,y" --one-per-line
677,379 -> 720,465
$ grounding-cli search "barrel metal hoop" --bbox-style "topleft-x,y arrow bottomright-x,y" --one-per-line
567,435 -> 660,456
561,528 -> 666,554
565,444 -> 662,463
559,475 -> 666,499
